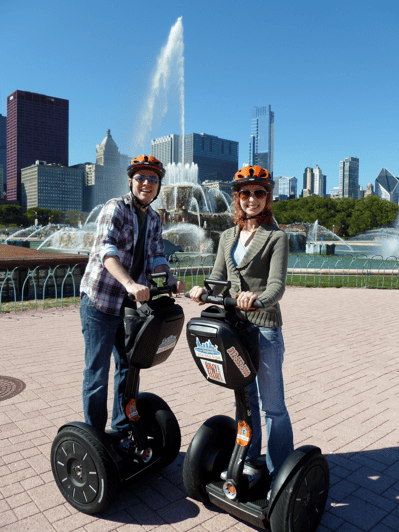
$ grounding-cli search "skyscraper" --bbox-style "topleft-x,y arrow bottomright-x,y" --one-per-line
339,157 -> 359,199
151,133 -> 238,182
313,165 -> 326,197
79,129 -> 131,210
6,90 -> 69,204
375,168 -> 399,204
274,176 -> 297,200
248,106 -> 274,176
0,114 -> 6,195
302,165 -> 326,197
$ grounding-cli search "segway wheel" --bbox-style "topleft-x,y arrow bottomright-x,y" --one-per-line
51,426 -> 117,515
137,392 -> 181,469
270,454 -> 329,532
183,415 -> 236,503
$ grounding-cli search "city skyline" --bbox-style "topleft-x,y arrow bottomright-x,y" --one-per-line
1,1 -> 399,194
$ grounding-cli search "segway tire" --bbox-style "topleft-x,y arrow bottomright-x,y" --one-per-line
51,426 -> 117,515
183,415 -> 235,503
269,454 -> 329,532
137,392 -> 181,469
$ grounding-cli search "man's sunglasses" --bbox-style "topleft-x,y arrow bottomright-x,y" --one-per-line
238,189 -> 268,200
134,175 -> 159,185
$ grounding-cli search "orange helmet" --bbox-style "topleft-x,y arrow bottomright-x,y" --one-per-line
231,165 -> 274,192
127,155 -> 165,179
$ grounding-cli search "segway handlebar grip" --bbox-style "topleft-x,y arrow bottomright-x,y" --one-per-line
128,284 -> 177,301
184,292 -> 264,309
224,297 -> 264,309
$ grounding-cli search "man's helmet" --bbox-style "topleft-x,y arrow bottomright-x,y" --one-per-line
127,155 -> 165,179
231,165 -> 274,192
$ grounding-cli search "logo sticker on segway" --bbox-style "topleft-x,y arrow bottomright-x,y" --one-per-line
194,338 -> 223,361
227,346 -> 251,377
200,359 -> 226,384
236,421 -> 252,447
157,335 -> 177,353
125,399 -> 140,421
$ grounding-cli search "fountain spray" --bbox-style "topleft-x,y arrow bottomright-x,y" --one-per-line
133,16 -> 185,155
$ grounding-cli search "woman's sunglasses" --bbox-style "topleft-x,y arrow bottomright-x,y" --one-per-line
238,189 -> 268,200
134,175 -> 159,185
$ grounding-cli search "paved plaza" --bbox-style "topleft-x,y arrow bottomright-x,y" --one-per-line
0,287 -> 398,531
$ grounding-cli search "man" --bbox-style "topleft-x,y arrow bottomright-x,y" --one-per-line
80,155 -> 185,434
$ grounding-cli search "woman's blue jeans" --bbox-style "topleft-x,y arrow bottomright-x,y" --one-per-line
80,295 -> 130,432
246,327 -> 294,478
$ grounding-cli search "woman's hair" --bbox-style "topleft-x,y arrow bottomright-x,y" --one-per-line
232,187 -> 274,229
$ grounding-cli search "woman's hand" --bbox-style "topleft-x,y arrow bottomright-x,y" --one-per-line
189,286 -> 206,305
236,291 -> 258,311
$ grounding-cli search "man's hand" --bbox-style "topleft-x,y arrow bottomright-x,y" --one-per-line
125,280 -> 150,302
167,275 -> 185,294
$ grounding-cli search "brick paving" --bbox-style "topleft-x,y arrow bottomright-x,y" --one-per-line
0,287 -> 398,531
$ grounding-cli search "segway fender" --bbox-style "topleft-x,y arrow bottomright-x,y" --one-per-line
267,445 -> 321,519
57,421 -> 121,470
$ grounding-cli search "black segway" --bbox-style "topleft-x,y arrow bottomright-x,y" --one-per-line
51,273 -> 184,514
183,280 -> 329,532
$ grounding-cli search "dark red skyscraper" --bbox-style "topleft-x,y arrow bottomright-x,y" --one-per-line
6,90 -> 68,204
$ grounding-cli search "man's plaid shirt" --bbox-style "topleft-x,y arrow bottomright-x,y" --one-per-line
80,193 -> 168,315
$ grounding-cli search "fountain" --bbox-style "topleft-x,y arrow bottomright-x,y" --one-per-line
351,213 -> 399,259
281,221 -> 354,255
26,17 -> 232,256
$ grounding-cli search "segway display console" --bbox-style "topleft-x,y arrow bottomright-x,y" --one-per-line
51,274 -> 184,514
183,280 -> 329,532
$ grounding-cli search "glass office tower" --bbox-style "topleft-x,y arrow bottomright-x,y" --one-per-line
339,157 -> 359,199
248,105 -> 274,176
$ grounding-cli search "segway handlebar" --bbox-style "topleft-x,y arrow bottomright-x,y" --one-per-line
128,272 -> 177,301
184,278 -> 264,309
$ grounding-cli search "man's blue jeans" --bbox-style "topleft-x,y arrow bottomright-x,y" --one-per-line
80,295 -> 130,432
246,327 -> 294,478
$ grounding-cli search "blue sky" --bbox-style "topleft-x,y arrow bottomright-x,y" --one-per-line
1,0 -> 398,193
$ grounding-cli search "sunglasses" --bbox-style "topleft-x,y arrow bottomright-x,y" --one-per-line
238,189 -> 268,200
134,175 -> 159,185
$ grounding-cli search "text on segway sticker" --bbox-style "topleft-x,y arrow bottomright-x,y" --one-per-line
125,399 -> 140,421
236,420 -> 252,447
156,335 -> 177,353
200,359 -> 226,384
227,346 -> 251,377
194,338 -> 223,361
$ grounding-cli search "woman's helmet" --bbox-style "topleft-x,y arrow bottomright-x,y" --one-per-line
127,155 -> 165,179
231,165 -> 274,192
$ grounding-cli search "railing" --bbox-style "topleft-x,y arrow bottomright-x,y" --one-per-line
1,253 -> 398,312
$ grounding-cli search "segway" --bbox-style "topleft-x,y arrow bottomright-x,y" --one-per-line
183,280 -> 329,532
51,274 -> 184,514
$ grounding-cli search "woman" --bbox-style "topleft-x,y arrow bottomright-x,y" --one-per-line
190,165 -> 294,491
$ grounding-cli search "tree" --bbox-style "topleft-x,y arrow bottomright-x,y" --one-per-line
0,204 -> 23,226
24,207 -> 58,226
64,209 -> 86,227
